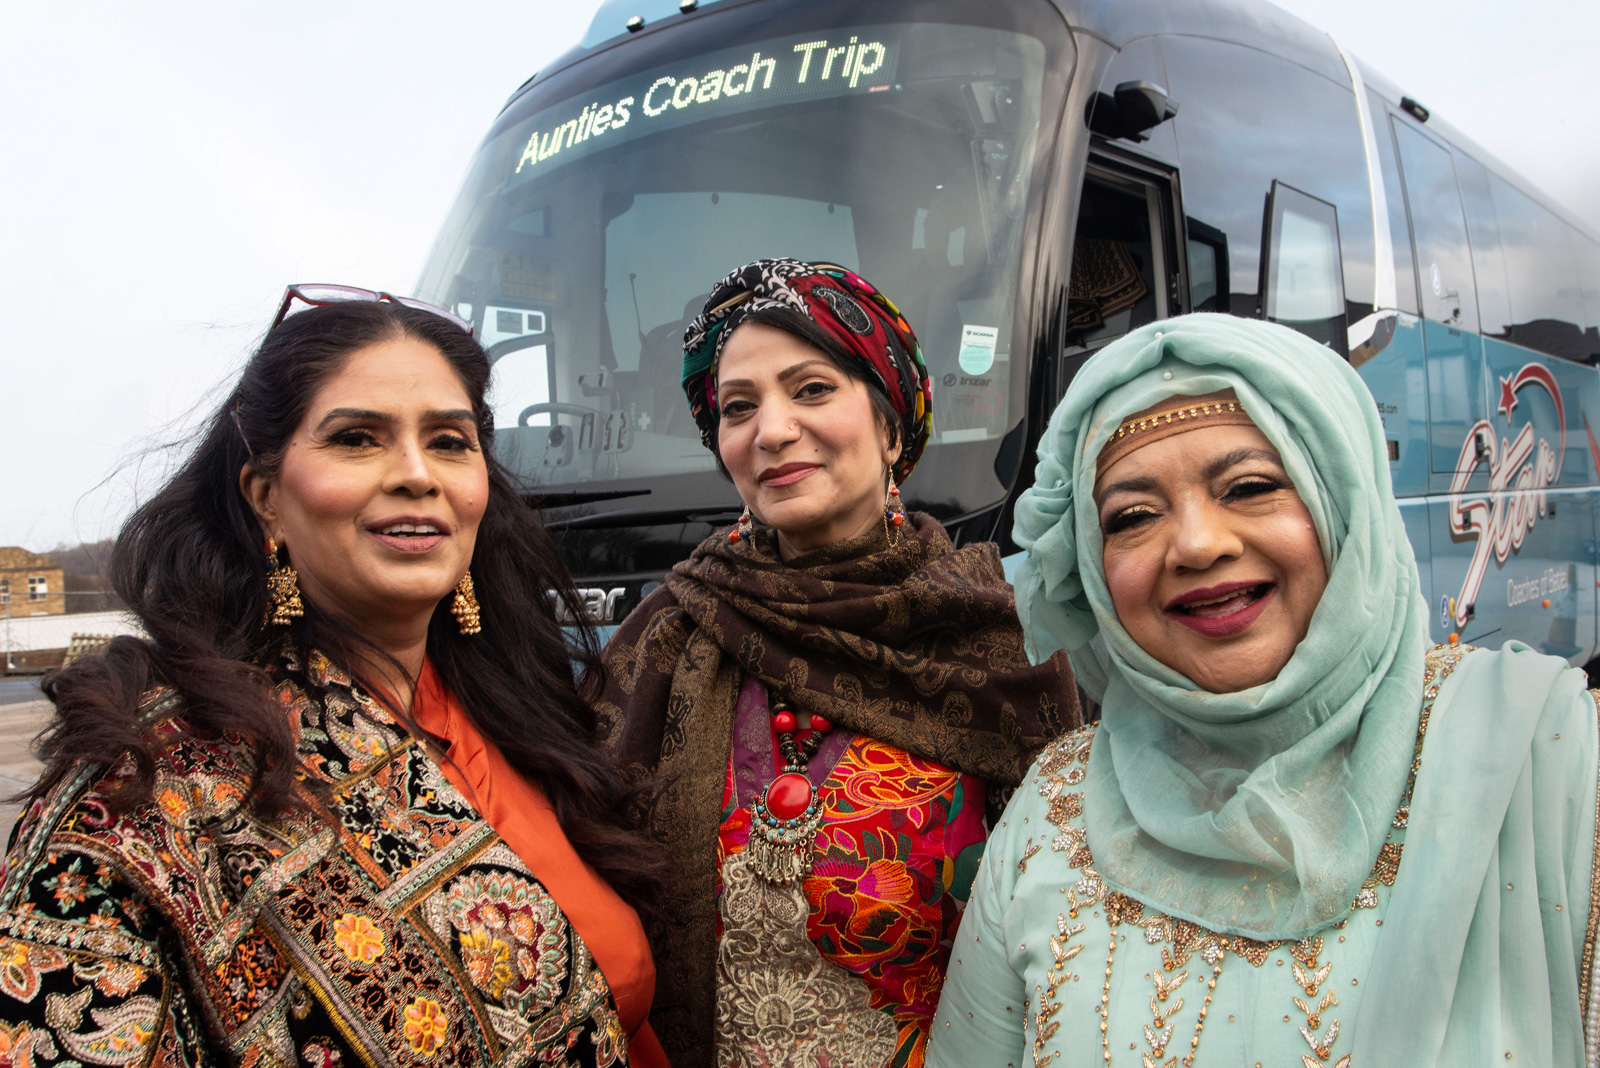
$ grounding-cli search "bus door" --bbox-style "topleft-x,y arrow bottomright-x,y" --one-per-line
1058,155 -> 1182,394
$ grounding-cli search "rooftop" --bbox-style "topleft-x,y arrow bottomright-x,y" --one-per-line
0,610 -> 144,655
0,548 -> 61,572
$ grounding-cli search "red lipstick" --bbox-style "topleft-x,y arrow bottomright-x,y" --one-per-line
1164,581 -> 1276,638
758,462 -> 820,487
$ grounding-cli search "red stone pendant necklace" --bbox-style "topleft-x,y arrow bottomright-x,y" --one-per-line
748,698 -> 832,885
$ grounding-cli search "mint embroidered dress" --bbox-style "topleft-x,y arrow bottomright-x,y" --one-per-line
929,316 -> 1600,1067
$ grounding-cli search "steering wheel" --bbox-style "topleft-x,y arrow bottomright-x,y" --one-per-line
518,401 -> 606,426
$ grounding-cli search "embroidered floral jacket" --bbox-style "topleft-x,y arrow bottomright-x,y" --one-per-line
0,652 -> 627,1068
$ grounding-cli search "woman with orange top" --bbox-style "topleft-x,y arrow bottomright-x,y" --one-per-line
0,289 -> 668,1067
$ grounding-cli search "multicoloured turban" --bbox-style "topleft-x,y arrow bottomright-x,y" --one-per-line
681,258 -> 933,483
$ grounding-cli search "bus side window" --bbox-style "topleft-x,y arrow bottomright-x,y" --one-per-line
1454,152 -> 1513,341
1391,120 -> 1479,332
1186,218 -> 1229,314
1367,94 -> 1419,316
1579,235 -> 1600,362
1160,37 -> 1374,327
1487,173 -> 1590,362
1261,181 -> 1346,353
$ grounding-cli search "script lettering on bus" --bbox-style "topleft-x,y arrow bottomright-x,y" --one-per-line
514,34 -> 891,176
1445,361 -> 1564,629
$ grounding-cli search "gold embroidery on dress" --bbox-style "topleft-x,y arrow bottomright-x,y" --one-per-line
1031,914 -> 1084,1066
1287,936 -> 1346,1066
713,851 -> 898,1068
1025,644 -> 1469,1066
1579,687 -> 1600,1064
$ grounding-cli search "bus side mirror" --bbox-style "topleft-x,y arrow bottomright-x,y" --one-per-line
1086,81 -> 1179,142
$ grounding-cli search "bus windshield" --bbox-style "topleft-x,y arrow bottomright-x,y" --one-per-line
416,0 -> 1071,520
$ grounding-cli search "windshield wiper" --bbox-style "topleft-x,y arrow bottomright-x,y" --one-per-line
523,488 -> 652,507
543,504 -> 742,530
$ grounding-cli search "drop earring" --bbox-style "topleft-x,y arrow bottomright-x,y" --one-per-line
884,475 -> 906,528
729,505 -> 754,543
452,572 -> 482,635
265,538 -> 304,626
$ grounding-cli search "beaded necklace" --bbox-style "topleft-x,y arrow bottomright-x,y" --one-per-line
747,697 -> 834,884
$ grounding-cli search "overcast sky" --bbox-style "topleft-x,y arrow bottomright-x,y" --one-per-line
2,0 -> 1596,551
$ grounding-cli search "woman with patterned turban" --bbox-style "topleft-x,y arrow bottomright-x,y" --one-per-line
594,258 -> 1080,1068
929,314 -> 1600,1066
0,290 -> 668,1066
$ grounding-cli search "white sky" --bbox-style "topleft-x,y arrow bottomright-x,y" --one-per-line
2,0 -> 1596,550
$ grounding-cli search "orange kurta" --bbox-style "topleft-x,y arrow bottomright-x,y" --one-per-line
409,662 -> 668,1068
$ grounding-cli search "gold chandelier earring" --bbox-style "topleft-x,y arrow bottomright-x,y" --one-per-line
265,537 -> 304,626
452,572 -> 482,635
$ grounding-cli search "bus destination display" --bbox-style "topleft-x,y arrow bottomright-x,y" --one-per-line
508,29 -> 902,185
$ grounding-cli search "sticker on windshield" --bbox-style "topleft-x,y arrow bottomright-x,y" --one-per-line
958,325 -> 998,375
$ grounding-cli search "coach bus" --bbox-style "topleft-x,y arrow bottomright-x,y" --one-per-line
414,0 -> 1600,662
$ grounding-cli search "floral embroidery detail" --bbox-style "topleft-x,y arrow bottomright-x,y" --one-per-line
84,960 -> 146,1001
444,870 -> 569,1013
0,1021 -> 58,1068
0,654 -> 628,1068
403,997 -> 449,1058
717,732 -> 988,1065
331,913 -> 384,965
300,1041 -> 344,1067
715,850 -> 900,1068
49,986 -> 161,1064
0,942 -> 68,1003
41,870 -> 89,912
460,929 -> 513,999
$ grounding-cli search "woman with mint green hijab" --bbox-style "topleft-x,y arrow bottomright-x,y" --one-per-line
927,314 -> 1600,1067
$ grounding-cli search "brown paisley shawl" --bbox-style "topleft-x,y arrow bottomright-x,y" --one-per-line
593,511 -> 1079,1066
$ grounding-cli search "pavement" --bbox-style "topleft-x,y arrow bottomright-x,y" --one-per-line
0,696 -> 47,830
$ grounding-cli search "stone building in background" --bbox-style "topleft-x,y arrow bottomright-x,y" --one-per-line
0,548 -> 65,617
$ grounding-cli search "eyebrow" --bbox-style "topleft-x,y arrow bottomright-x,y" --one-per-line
1203,447 -> 1284,480
1095,447 -> 1284,502
718,359 -> 836,392
314,407 -> 476,430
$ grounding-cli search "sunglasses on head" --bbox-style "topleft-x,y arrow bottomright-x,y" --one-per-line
270,284 -> 474,335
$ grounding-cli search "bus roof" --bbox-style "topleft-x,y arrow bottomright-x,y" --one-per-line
511,0 -> 1598,244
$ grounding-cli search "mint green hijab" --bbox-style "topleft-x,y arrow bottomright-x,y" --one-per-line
1012,314 -> 1431,939
1013,311 -> 1599,1065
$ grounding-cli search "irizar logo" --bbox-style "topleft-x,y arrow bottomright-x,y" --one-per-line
1445,362 -> 1563,629
549,587 -> 627,624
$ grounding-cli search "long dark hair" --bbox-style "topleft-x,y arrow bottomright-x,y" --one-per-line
34,301 -> 665,909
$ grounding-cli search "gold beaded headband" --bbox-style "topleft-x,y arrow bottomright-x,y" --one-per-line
1096,392 -> 1255,477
